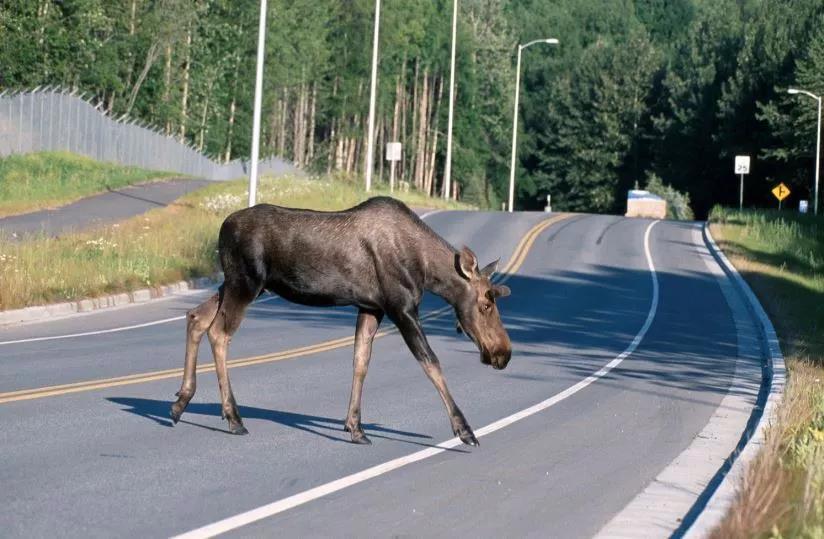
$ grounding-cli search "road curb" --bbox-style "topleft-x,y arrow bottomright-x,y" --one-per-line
0,274 -> 221,327
682,223 -> 786,536
597,221 -> 784,538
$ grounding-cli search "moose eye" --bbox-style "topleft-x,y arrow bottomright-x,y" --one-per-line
480,302 -> 493,313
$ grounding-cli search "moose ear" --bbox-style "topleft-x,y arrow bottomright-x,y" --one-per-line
480,259 -> 499,278
492,285 -> 511,298
456,246 -> 479,280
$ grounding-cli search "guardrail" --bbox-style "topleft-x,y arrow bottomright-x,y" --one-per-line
0,87 -> 294,180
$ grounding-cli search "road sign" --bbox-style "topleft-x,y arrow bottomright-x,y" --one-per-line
735,155 -> 751,175
800,200 -> 809,213
385,142 -> 402,161
772,183 -> 791,202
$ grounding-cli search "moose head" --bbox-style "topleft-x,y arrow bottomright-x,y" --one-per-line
453,246 -> 512,370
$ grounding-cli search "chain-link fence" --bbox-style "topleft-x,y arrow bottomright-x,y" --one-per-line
0,88 -> 294,180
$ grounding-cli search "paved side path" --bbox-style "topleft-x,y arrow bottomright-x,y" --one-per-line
0,179 -> 213,239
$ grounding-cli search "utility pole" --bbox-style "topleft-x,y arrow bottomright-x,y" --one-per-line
247,0 -> 268,207
364,0 -> 381,192
443,0 -> 458,200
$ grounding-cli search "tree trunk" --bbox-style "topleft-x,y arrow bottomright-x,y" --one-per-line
308,82 -> 317,164
377,114 -> 385,185
197,80 -> 213,152
415,68 -> 429,191
179,28 -> 192,141
399,54 -> 407,181
410,57 -> 419,186
125,42 -> 159,114
224,61 -> 240,162
427,76 -> 444,197
163,45 -> 172,134
125,0 -> 138,92
279,87 -> 288,158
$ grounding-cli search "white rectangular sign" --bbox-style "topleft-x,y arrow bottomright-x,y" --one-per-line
735,155 -> 751,175
386,142 -> 402,161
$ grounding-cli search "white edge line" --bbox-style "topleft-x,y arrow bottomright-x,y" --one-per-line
170,220 -> 661,539
0,296 -> 279,346
418,209 -> 444,220
682,223 -> 786,537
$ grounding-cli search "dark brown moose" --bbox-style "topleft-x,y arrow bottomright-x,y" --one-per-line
170,197 -> 512,446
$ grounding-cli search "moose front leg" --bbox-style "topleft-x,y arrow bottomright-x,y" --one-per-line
393,310 -> 479,446
344,309 -> 383,444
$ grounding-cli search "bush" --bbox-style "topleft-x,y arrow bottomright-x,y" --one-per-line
644,172 -> 695,220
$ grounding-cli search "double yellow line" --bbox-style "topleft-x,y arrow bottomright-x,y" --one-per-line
0,213 -> 568,405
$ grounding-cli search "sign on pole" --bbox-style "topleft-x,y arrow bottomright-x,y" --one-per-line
385,142 -> 401,161
386,142 -> 402,193
772,182 -> 791,202
772,182 -> 791,210
735,155 -> 751,210
734,155 -> 751,174
800,200 -> 809,214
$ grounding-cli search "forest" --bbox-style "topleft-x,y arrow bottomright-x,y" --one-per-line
2,0 -> 823,216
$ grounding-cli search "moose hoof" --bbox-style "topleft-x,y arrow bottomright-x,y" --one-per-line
457,429 -> 479,447
170,402 -> 186,424
229,422 -> 249,435
350,433 -> 372,445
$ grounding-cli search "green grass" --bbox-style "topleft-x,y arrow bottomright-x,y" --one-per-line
0,174 -> 473,311
0,152 -> 178,217
708,207 -> 824,538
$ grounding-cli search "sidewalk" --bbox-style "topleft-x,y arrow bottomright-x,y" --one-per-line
0,179 -> 212,239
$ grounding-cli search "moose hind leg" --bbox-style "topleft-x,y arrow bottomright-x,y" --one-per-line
208,284 -> 257,435
171,293 -> 219,423
344,309 -> 383,444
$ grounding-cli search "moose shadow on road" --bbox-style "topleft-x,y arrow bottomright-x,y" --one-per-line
105,396 -> 472,452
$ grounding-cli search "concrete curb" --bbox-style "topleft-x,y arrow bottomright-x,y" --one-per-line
597,222 -> 771,538
682,223 -> 786,536
0,274 -> 222,327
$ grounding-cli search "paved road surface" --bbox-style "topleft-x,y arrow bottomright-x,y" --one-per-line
0,211 -> 759,538
0,179 -> 212,239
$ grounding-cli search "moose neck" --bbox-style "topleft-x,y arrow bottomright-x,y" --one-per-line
425,245 -> 470,308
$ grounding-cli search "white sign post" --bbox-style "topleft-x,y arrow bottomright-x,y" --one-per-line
386,142 -> 402,193
735,155 -> 751,211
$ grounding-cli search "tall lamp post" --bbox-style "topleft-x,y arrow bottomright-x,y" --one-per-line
507,38 -> 558,213
788,88 -> 822,215
247,0 -> 268,207
364,0 -> 381,192
443,0 -> 458,200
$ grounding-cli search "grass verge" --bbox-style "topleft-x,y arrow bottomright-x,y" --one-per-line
708,207 -> 824,538
0,152 -> 178,217
0,174 -> 472,311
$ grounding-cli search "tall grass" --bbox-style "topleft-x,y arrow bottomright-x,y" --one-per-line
0,152 -> 177,217
0,174 -> 472,311
709,207 -> 824,538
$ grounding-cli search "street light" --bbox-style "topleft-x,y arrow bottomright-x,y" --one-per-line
247,0 -> 268,207
788,87 -> 822,215
443,0 -> 458,200
508,38 -> 559,213
364,0 -> 381,192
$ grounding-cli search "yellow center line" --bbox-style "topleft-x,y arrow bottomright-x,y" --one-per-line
0,213 -> 569,405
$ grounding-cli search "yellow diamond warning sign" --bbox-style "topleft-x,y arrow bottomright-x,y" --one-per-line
772,183 -> 791,202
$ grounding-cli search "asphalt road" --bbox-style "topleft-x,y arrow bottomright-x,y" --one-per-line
0,178 -> 212,239
0,211 -> 758,538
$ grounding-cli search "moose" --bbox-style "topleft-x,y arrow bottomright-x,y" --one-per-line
170,197 -> 512,446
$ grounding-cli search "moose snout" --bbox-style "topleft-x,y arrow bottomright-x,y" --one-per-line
482,346 -> 512,370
